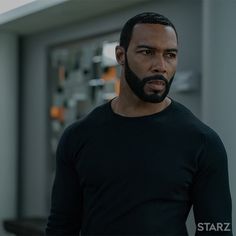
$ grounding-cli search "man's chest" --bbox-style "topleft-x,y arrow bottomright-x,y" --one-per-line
76,131 -> 197,200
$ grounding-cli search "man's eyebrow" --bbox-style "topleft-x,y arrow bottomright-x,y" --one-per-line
136,45 -> 155,50
165,48 -> 178,53
136,45 -> 178,53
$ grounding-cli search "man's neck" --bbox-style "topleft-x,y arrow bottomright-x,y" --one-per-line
111,94 -> 171,117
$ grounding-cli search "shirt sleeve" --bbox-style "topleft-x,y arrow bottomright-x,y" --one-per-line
45,127 -> 83,235
191,131 -> 232,235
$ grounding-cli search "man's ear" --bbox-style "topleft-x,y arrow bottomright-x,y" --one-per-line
115,46 -> 125,66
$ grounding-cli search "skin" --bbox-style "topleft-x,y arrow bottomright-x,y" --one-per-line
112,23 -> 178,117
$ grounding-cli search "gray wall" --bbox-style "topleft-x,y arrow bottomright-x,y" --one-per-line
0,33 -> 18,235
21,0 -> 201,234
202,0 -> 236,233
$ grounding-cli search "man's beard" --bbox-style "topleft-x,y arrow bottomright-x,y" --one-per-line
124,56 -> 174,103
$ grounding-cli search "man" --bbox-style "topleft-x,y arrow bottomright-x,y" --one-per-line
46,12 -> 232,235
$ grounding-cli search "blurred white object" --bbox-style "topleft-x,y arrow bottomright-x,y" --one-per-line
171,71 -> 200,92
101,41 -> 118,67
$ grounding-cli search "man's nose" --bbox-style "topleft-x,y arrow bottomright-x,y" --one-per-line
151,55 -> 167,74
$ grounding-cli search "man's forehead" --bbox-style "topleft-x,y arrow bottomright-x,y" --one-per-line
132,23 -> 176,36
130,23 -> 178,47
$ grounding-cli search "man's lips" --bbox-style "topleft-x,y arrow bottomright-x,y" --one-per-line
146,80 -> 166,91
147,80 -> 166,85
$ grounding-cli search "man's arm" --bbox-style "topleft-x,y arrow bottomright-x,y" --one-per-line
46,127 -> 83,235
191,131 -> 232,235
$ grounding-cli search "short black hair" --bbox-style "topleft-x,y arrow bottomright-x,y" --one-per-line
120,12 -> 178,51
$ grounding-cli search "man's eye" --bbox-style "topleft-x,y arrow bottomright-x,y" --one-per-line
166,53 -> 176,59
141,49 -> 153,55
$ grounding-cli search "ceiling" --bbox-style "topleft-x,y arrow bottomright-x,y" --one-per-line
0,0 -> 148,35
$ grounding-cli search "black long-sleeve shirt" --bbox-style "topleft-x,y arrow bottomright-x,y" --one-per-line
46,99 -> 232,235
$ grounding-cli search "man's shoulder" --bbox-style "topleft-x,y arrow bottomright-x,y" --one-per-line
172,100 -> 219,138
171,100 -> 202,125
174,101 -> 225,143
62,102 -> 110,138
56,102 -> 110,159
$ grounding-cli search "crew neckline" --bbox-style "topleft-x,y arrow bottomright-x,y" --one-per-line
108,97 -> 174,120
